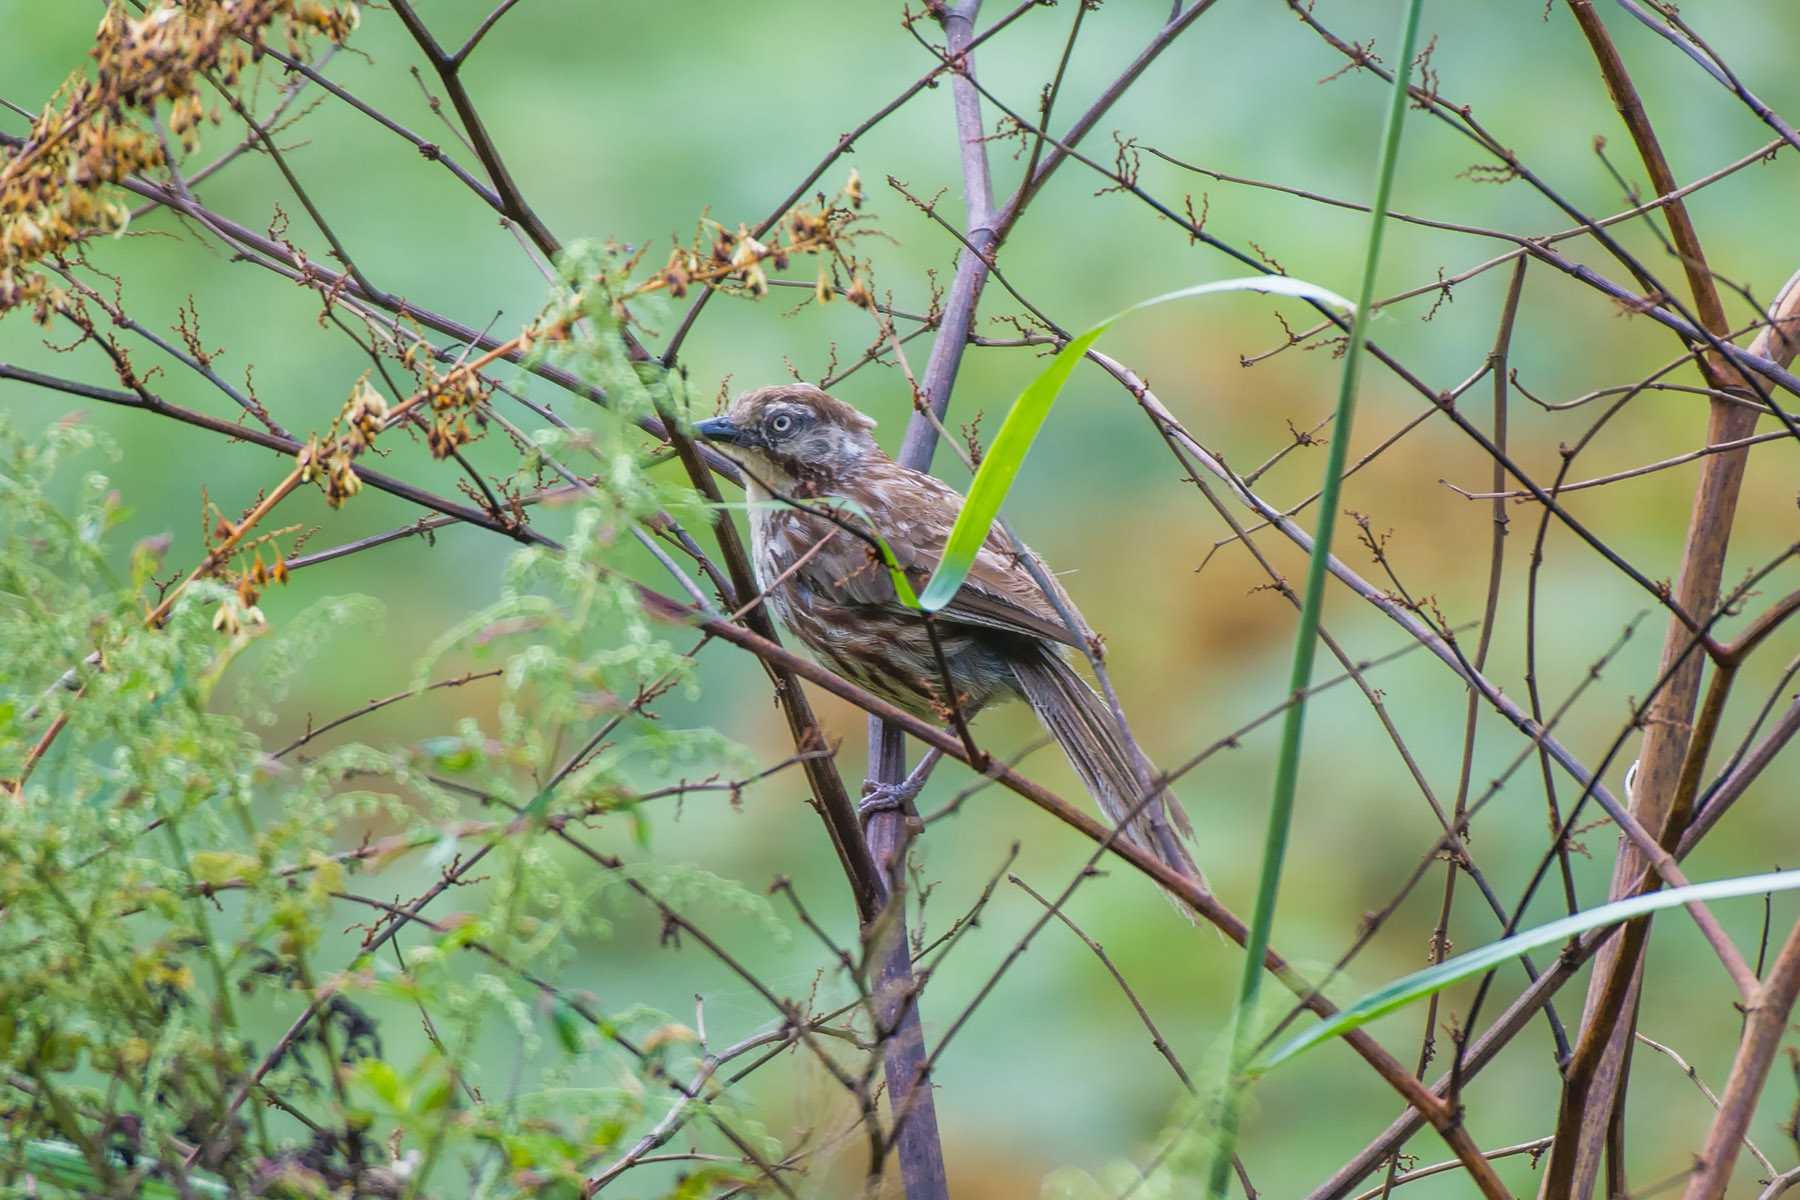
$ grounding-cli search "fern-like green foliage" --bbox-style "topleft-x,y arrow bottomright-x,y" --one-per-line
0,285 -> 793,1200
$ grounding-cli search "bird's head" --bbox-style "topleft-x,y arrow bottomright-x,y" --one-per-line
693,384 -> 882,498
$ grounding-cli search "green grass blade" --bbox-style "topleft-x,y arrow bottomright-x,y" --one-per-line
6,1138 -> 232,1199
1206,1 -> 1423,1195
1260,869 -> 1800,1070
913,278 -> 1353,613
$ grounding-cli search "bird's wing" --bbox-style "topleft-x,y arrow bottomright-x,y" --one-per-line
824,469 -> 1089,650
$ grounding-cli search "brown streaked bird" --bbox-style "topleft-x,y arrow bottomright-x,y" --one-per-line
694,384 -> 1204,899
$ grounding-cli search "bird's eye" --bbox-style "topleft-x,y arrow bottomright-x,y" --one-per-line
770,414 -> 795,434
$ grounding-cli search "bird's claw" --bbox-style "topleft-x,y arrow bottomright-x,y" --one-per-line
857,777 -> 925,832
856,747 -> 945,834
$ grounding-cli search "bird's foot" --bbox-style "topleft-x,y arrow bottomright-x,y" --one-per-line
855,781 -> 916,832
858,747 -> 944,832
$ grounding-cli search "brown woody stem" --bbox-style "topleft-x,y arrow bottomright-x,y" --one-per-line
1550,4 -> 1765,1194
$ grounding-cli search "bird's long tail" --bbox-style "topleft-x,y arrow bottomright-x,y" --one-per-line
1009,645 -> 1207,915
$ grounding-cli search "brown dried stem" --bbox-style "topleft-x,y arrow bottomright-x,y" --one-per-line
1679,913 -> 1800,1200
1550,8 -> 1789,1187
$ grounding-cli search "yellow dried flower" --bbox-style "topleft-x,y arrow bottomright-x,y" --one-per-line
296,434 -> 322,482
324,451 -> 360,506
0,0 -> 361,317
343,377 -> 389,448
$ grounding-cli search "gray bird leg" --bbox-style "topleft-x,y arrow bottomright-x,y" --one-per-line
858,746 -> 945,829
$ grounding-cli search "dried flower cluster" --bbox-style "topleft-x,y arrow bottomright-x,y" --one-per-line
295,341 -> 504,515
417,359 -> 491,460
0,0 -> 359,320
206,523 -> 291,635
645,173 -> 877,308
342,376 -> 389,449
298,376 -> 387,507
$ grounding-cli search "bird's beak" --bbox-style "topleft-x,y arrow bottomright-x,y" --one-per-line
692,415 -> 750,447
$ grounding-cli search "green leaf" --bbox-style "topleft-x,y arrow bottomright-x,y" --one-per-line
9,1138 -> 232,1199
1206,9 -> 1424,1192
416,1073 -> 454,1115
912,277 -> 1354,613
188,850 -> 260,885
353,1057 -> 405,1108
129,533 -> 171,587
551,1000 -> 585,1056
672,1165 -> 758,1196
1261,868 -> 1800,1070
417,735 -> 478,771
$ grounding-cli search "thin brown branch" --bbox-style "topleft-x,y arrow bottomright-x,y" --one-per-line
635,582 -> 1510,1192
389,0 -> 561,259
1009,874 -> 1195,1092
272,670 -> 503,759
1680,914 -> 1800,1200
1636,1033 -> 1778,1178
1553,3 -> 1784,1168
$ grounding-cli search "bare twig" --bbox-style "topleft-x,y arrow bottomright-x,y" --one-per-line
1680,914 -> 1800,1200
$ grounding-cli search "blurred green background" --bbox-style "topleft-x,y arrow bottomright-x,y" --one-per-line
7,1 -> 1800,1195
